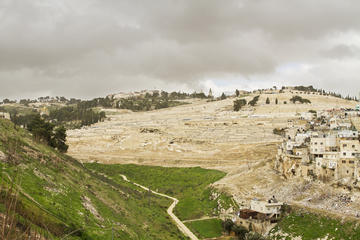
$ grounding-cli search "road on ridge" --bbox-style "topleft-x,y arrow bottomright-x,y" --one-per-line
120,174 -> 199,240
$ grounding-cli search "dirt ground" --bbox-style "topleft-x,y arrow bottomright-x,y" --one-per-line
67,92 -> 360,218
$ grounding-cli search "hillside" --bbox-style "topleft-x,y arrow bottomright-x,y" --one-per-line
0,118 -> 187,239
66,91 -> 359,219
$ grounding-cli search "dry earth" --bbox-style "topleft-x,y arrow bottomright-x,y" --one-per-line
67,92 -> 360,218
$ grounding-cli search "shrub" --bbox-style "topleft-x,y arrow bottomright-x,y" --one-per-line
290,95 -> 311,104
234,99 -> 247,111
222,219 -> 234,235
273,128 -> 286,136
248,96 -> 260,106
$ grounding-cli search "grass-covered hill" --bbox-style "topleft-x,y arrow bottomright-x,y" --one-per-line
85,164 -> 238,221
0,118 -> 187,239
269,208 -> 360,240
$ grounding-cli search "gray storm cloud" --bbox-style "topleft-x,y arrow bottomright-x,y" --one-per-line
0,0 -> 360,99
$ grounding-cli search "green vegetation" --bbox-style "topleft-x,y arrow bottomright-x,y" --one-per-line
270,212 -> 360,240
26,114 -> 69,152
85,163 -> 238,221
0,119 -> 186,239
222,219 -> 249,239
234,99 -> 247,111
0,104 -> 37,119
185,219 -> 223,239
47,105 -> 106,128
249,95 -> 260,106
266,97 -> 270,104
294,85 -> 318,92
220,93 -> 227,100
115,91 -> 209,111
273,128 -> 286,136
290,95 -> 311,104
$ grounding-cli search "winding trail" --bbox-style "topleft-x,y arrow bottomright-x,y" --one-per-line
120,174 -> 199,240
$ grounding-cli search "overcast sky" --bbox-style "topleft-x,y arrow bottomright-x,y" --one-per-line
1,0 -> 360,99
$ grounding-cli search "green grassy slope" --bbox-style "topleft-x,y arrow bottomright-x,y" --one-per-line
185,219 -> 223,239
85,163 -> 238,221
270,212 -> 360,240
0,119 -> 187,239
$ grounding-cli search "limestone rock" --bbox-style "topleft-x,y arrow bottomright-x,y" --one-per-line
0,150 -> 6,161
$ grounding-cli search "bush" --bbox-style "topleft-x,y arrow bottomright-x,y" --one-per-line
290,95 -> 311,104
273,128 -> 286,136
232,225 -> 248,239
234,99 -> 247,111
246,232 -> 267,240
222,219 -> 234,235
249,96 -> 260,106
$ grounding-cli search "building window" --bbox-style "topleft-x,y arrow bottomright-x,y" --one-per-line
343,144 -> 347,147
342,160 -> 346,163
320,142 -> 323,145
343,152 -> 346,156
352,145 -> 355,148
352,153 -> 356,156
349,161 -> 354,164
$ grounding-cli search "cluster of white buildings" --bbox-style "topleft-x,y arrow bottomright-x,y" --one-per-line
275,108 -> 360,185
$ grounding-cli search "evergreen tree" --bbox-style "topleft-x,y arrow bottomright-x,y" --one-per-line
235,89 -> 240,97
266,97 -> 270,104
53,126 -> 69,153
27,114 -> 54,144
220,93 -> 227,100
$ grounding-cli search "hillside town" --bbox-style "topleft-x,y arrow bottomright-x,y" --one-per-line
274,105 -> 360,187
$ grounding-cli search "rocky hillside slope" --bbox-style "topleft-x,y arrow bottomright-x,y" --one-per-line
66,92 -> 359,219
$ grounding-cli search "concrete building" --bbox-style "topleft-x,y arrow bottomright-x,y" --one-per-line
275,110 -> 360,185
250,198 -> 283,217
